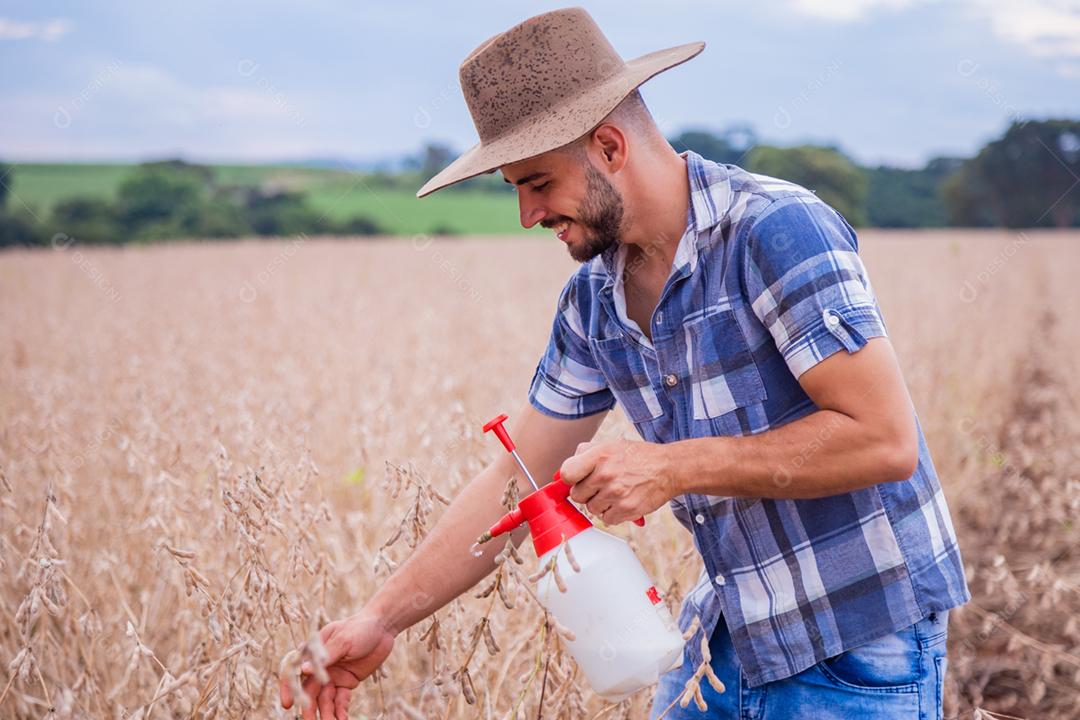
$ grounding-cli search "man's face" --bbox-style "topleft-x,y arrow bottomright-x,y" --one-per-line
501,148 -> 625,263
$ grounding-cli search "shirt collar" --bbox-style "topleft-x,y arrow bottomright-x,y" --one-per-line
597,149 -> 727,291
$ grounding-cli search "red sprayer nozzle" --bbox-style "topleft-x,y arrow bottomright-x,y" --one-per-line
476,469 -> 646,554
475,507 -> 525,545
477,414 -> 644,555
477,474 -> 592,555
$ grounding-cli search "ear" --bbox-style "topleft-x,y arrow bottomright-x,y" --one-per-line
590,123 -> 629,173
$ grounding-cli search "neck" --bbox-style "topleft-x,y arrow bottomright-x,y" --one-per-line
620,147 -> 690,270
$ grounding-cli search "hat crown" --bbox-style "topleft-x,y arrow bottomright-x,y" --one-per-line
459,7 -> 625,144
415,7 -> 703,197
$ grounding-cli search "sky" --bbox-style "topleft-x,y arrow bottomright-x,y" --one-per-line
1,0 -> 1079,169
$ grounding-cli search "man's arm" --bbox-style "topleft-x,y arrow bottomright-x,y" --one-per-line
368,401 -> 607,633
670,335 -> 918,498
559,336 -> 919,523
280,401 -> 606,717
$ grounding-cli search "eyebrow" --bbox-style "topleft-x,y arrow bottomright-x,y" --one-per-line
503,171 -> 549,186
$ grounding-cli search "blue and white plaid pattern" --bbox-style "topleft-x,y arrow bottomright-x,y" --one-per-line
528,150 -> 970,687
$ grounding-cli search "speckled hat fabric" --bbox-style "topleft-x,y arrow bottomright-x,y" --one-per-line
415,7 -> 704,198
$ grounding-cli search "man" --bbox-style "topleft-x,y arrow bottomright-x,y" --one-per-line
280,8 -> 969,719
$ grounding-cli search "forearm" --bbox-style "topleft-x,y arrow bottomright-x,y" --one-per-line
668,407 -> 917,500
366,455 -> 531,635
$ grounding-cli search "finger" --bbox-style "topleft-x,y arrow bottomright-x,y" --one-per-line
607,507 -> 631,525
335,687 -> 351,720
586,499 -> 612,519
279,672 -> 293,709
301,677 -> 322,720
559,445 -> 601,485
327,666 -> 363,688
317,685 -> 336,720
574,441 -> 596,456
569,476 -> 601,505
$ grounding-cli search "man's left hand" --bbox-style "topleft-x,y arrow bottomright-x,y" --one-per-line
558,440 -> 675,524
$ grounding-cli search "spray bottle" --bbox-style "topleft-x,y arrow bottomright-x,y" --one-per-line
477,414 -> 685,702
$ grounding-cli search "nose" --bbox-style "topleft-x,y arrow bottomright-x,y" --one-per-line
518,194 -> 546,229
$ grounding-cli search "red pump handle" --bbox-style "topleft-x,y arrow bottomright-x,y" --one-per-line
554,471 -> 645,527
483,413 -> 515,453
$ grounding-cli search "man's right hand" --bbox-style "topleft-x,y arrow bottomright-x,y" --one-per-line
278,610 -> 396,720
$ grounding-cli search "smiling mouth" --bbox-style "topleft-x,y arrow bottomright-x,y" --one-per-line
552,220 -> 571,242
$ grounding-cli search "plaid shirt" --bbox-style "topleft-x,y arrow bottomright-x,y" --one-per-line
527,150 -> 970,687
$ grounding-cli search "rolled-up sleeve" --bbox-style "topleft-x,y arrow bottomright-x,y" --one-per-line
528,276 -> 615,419
742,196 -> 888,379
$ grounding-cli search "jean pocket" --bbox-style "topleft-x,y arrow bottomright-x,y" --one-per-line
816,627 -> 921,695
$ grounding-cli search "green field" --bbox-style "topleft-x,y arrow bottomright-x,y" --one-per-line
7,162 -> 539,236
304,177 -> 536,235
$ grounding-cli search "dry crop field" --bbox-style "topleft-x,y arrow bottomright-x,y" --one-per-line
1,230 -> 1078,719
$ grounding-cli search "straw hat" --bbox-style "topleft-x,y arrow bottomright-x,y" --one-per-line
416,7 -> 704,197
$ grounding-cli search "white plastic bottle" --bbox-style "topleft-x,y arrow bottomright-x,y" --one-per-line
478,471 -> 685,701
534,526 -> 685,701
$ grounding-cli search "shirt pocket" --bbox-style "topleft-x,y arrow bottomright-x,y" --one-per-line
587,334 -> 664,429
683,308 -> 768,434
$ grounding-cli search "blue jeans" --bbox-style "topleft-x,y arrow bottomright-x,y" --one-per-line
650,610 -> 949,719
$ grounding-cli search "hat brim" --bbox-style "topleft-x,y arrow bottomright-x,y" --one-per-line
415,40 -> 705,198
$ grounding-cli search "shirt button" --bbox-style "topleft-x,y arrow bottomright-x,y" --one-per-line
714,574 -> 726,586
825,310 -> 840,327
655,311 -> 663,325
694,513 -> 706,524
664,373 -> 678,388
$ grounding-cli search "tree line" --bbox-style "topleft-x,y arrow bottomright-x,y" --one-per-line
0,160 -> 383,248
1,118 -> 1077,248
664,119 -> 1080,229
384,118 -> 1080,230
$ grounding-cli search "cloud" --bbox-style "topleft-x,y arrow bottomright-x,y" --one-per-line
103,62 -> 312,131
969,0 -> 1080,60
785,1 -> 1080,50
0,60 -> 333,161
0,17 -> 72,42
784,0 -> 1080,69
1057,62 -> 1080,78
784,0 -> 928,22
3,2 -> 1077,165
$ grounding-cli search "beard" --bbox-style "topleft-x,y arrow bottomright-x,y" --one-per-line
548,164 -> 625,263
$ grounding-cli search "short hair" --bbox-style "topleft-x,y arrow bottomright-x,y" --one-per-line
604,89 -> 654,134
558,89 -> 659,158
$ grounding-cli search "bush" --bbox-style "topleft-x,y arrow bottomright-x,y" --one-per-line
50,197 -> 120,245
336,216 -> 383,236
246,191 -> 334,237
194,199 -> 252,238
428,223 -> 460,236
115,165 -> 206,234
0,211 -> 46,248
